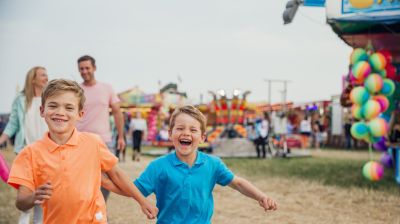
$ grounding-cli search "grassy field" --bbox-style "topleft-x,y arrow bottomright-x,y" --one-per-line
1,147 -> 399,223
224,155 -> 399,196
142,146 -> 399,195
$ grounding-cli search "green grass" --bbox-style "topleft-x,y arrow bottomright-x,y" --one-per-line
223,157 -> 400,196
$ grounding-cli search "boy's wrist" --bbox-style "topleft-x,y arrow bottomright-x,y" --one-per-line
132,194 -> 146,205
258,194 -> 267,203
136,198 -> 150,209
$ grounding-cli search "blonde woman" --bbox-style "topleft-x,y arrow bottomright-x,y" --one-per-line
0,66 -> 48,224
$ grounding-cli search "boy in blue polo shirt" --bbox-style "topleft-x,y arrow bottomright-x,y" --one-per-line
104,105 -> 277,222
132,105 -> 277,223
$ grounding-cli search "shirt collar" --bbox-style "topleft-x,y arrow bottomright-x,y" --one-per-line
170,151 -> 206,167
43,128 -> 79,152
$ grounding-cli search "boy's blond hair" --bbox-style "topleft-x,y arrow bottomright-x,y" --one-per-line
41,79 -> 86,111
169,105 -> 206,134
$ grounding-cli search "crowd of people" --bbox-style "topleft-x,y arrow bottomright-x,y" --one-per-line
245,111 -> 329,159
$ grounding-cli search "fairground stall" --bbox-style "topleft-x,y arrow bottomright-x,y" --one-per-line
118,83 -> 190,147
326,0 -> 400,183
283,0 -> 400,182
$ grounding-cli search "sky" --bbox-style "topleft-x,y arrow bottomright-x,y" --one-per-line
0,0 -> 352,113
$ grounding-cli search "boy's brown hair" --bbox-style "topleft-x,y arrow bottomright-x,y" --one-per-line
41,79 -> 86,111
169,105 -> 207,134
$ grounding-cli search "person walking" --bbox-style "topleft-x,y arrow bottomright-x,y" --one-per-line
255,113 -> 270,158
129,111 -> 147,161
75,55 -> 126,202
0,66 -> 48,224
299,115 -> 312,148
343,118 -> 353,149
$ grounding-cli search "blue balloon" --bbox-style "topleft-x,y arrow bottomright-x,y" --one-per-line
379,113 -> 391,122
351,122 -> 369,140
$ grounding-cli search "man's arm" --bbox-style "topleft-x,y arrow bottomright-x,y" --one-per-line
105,166 -> 158,219
110,102 -> 126,151
228,176 -> 277,211
16,182 -> 53,211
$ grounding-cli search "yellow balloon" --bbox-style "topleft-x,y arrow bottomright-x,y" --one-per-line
349,0 -> 374,8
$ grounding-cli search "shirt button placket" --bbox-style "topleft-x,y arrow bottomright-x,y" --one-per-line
181,170 -> 191,214
181,169 -> 190,201
60,147 -> 66,172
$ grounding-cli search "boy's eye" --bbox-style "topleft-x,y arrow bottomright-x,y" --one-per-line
191,129 -> 198,133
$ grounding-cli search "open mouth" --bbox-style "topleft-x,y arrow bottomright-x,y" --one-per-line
179,139 -> 192,146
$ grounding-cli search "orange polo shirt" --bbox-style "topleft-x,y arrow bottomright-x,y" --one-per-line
8,129 -> 118,224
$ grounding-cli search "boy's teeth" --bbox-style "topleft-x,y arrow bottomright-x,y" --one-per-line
180,140 -> 192,145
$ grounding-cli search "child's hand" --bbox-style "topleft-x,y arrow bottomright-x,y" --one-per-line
259,196 -> 277,211
140,200 -> 159,219
33,182 -> 53,205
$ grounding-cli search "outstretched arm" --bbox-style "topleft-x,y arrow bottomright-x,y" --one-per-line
228,176 -> 277,211
101,172 -> 128,196
105,166 -> 158,219
16,182 -> 53,211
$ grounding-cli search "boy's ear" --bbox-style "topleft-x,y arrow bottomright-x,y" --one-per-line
201,133 -> 206,143
40,105 -> 45,117
168,130 -> 172,141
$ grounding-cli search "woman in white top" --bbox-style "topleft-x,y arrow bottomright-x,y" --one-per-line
0,66 -> 48,224
129,112 -> 147,161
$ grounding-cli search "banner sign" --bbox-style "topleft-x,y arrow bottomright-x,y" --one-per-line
342,0 -> 400,14
304,0 -> 325,7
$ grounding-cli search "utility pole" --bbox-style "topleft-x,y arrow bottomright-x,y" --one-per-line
264,79 -> 291,111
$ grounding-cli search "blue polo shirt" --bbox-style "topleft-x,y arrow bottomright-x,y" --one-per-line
134,151 -> 234,224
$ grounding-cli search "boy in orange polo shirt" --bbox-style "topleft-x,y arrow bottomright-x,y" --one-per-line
8,79 -> 158,223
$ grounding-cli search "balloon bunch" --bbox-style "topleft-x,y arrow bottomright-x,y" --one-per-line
348,48 -> 397,181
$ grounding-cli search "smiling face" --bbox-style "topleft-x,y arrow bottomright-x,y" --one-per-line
40,90 -> 83,136
33,68 -> 48,90
169,113 -> 206,162
78,60 -> 96,85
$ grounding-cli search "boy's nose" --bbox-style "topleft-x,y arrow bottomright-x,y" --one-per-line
55,108 -> 66,114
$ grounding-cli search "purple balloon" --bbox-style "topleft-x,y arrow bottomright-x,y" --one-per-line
381,152 -> 393,168
373,137 -> 387,152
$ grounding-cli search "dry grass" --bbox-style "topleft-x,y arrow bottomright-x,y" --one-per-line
1,147 -> 400,224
